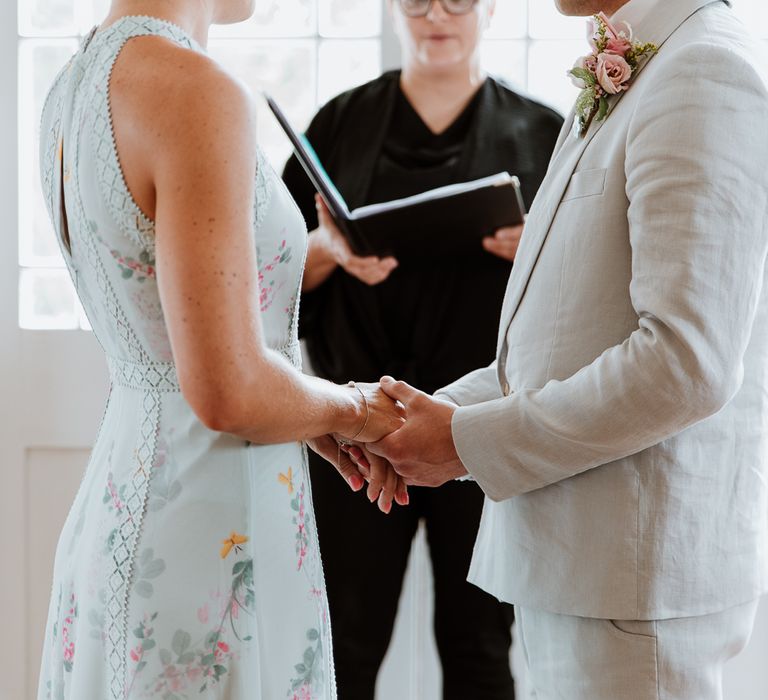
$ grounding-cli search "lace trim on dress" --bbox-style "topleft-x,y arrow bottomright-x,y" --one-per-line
254,147 -> 274,232
89,16 -> 199,258
107,357 -> 181,392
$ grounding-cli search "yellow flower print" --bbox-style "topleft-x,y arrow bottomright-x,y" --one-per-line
220,532 -> 248,559
278,467 -> 294,494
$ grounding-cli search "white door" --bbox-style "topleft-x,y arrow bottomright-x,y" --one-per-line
0,3 -> 110,700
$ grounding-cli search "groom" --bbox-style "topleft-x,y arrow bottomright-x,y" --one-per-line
365,0 -> 768,697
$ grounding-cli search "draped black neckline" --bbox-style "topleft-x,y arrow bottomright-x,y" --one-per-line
368,81 -> 485,203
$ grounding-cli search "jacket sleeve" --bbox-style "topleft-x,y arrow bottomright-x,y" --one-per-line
451,43 -> 768,502
434,362 -> 502,406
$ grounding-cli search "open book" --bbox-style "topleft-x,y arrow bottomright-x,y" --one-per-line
267,94 -> 526,259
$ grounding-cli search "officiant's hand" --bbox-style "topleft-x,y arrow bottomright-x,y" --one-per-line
482,223 -> 524,262
309,195 -> 398,287
367,377 -> 468,487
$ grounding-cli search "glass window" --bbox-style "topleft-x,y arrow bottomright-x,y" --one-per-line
18,0 -> 383,329
18,0 -> 768,329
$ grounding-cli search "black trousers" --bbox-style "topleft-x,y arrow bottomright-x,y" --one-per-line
309,450 -> 516,700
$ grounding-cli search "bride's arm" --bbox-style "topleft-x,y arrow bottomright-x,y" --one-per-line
112,39 -> 403,446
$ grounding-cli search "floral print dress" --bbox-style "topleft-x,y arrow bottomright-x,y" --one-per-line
37,16 -> 335,700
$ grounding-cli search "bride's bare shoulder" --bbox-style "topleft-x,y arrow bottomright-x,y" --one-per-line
110,34 -> 255,143
107,34 -> 256,219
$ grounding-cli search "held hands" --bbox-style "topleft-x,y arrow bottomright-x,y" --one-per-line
314,195 -> 398,285
310,380 -> 408,514
338,381 -> 406,444
307,434 -> 408,514
482,223 -> 524,262
365,377 -> 468,488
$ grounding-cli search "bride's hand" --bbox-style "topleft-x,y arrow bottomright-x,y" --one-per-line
307,434 -> 366,493
338,382 -> 406,444
307,434 -> 409,514
341,442 -> 409,514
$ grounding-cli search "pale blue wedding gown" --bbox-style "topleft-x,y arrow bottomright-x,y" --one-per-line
37,16 -> 335,700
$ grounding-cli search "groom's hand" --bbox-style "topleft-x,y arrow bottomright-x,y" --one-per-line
367,376 -> 468,487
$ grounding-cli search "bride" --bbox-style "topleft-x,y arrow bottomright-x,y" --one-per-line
37,1 -> 406,698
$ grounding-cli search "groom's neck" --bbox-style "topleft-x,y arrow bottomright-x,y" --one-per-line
555,0 -> 630,16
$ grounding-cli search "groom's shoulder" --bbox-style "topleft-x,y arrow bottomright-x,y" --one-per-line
657,4 -> 768,88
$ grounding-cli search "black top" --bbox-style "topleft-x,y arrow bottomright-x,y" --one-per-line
282,71 -> 563,394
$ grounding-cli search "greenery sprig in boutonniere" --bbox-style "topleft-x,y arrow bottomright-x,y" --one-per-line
568,12 -> 657,135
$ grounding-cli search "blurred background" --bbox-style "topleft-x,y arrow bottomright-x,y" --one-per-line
1,1 -> 767,698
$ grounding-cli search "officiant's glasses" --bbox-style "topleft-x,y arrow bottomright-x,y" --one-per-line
398,0 -> 478,18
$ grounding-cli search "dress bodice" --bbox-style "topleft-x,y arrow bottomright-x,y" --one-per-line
40,15 -> 307,383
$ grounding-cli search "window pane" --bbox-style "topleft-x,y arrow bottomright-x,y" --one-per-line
481,40 -> 527,91
19,40 -> 77,269
210,0 -> 316,38
82,0 -> 111,32
319,0 -> 381,38
527,40 -> 583,116
209,40 -> 318,166
318,39 -> 381,104
486,0 -> 527,40
19,0 -> 76,36
19,268 -> 79,330
528,2 -> 585,40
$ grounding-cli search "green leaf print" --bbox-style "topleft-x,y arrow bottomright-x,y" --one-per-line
133,548 -> 166,599
172,629 -> 191,657
288,628 -> 324,695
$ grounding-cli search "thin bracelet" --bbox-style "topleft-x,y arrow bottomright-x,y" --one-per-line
348,380 -> 370,441
337,381 -> 369,474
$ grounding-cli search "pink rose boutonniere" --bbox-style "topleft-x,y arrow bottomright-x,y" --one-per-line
568,12 -> 657,134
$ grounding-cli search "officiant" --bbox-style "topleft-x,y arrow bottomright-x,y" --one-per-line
282,1 -> 562,697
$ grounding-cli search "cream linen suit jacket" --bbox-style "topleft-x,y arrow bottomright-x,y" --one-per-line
437,0 -> 768,620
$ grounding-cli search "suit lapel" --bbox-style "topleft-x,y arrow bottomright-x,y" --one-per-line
495,0 -> 727,361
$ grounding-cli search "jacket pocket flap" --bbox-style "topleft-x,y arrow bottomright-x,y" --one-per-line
562,168 -> 607,202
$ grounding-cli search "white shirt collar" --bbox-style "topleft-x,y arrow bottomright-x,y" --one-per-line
610,0 -> 660,33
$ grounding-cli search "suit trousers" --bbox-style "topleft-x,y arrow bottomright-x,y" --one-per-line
516,599 -> 760,700
308,451 -> 516,700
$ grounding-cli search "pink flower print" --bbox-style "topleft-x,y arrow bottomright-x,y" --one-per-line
60,592 -> 78,672
257,238 -> 293,312
293,685 -> 313,700
103,241 -> 157,283
106,473 -> 124,512
197,603 -> 209,624
290,483 -> 311,571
